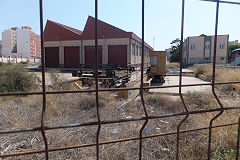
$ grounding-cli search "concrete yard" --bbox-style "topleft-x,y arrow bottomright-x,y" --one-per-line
150,76 -> 211,94
34,69 -> 211,95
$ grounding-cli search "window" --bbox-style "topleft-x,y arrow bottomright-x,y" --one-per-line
205,45 -> 210,49
220,57 -> 225,60
190,58 -> 195,64
190,45 -> 195,50
132,44 -> 135,55
136,46 -> 138,56
219,44 -> 224,49
150,56 -> 158,67
138,47 -> 141,56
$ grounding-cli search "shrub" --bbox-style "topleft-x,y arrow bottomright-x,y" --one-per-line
185,91 -> 211,107
212,149 -> 236,160
0,63 -> 40,92
221,84 -> 232,92
147,94 -> 160,104
48,69 -> 70,90
194,65 -> 207,78
166,63 -> 180,71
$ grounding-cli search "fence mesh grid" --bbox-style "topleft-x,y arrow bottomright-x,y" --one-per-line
1,0 -> 240,159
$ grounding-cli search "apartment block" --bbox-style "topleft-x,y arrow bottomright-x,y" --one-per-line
165,48 -> 172,61
2,26 -> 41,58
0,41 -> 2,56
183,34 -> 229,65
2,27 -> 17,57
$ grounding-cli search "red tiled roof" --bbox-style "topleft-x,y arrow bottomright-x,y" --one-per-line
44,17 -> 152,49
51,20 -> 82,35
82,16 -> 152,49
44,20 -> 82,41
82,16 -> 130,39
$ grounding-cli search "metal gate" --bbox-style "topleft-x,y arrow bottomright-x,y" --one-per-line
1,0 -> 240,160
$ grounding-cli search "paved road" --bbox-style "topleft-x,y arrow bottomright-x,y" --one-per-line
150,76 -> 211,94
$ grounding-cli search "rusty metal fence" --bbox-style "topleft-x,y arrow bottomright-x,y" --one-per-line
1,0 -> 240,159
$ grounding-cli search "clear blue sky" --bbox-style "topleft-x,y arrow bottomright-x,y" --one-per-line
1,0 -> 240,50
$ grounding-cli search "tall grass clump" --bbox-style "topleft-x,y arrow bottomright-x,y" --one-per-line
194,65 -> 211,78
193,65 -> 240,82
185,91 -> 212,107
48,69 -> 70,90
212,149 -> 236,160
217,68 -> 240,82
147,94 -> 160,104
0,63 -> 40,92
166,62 -> 180,71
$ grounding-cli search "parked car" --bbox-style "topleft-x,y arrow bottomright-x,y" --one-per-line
230,56 -> 240,66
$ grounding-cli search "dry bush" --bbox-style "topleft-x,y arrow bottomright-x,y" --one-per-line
144,92 -> 240,159
193,65 -> 240,82
185,91 -> 216,109
146,93 -> 183,113
217,68 -> 240,82
48,69 -> 71,90
0,63 -> 40,92
194,65 -> 213,79
167,62 -> 180,71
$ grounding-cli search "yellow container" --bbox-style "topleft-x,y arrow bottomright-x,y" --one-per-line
149,51 -> 166,80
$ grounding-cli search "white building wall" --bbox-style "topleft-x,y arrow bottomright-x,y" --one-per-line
130,39 -> 150,65
0,41 -> 2,55
165,48 -> 172,61
17,28 -> 31,58
2,29 -> 17,57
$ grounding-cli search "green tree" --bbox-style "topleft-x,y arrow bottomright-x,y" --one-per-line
169,38 -> 181,63
228,43 -> 240,61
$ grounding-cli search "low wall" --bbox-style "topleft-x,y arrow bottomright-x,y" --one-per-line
0,56 -> 40,64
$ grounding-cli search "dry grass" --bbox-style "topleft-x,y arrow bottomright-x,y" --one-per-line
166,62 -> 180,71
0,90 -> 240,159
192,65 -> 240,82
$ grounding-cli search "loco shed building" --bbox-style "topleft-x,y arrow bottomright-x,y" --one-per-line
44,16 -> 153,68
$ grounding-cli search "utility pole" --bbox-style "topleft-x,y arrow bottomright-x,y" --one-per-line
153,37 -> 155,50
